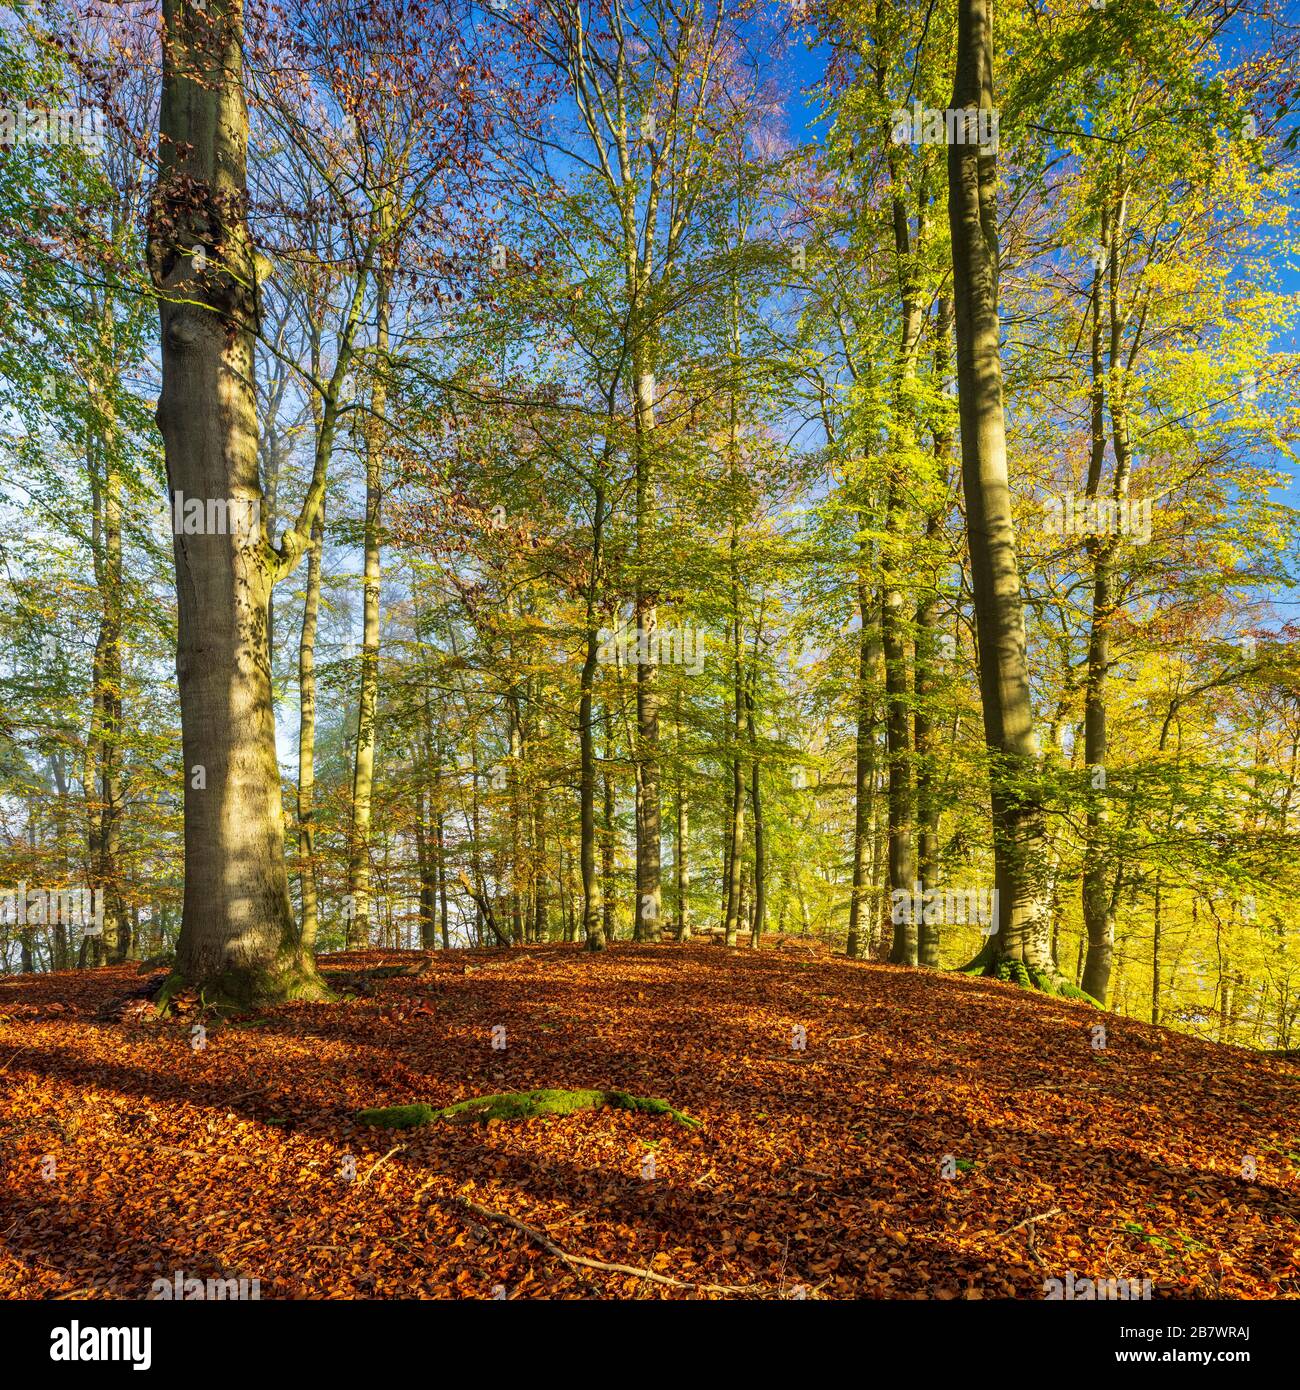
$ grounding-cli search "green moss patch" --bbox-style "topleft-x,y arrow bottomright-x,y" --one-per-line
355,1088 -> 701,1130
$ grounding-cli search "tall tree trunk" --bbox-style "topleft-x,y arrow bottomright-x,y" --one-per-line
507,690 -> 524,945
50,753 -> 70,971
747,677 -> 766,949
1150,870 -> 1162,1026
882,135 -> 929,968
915,299 -> 954,969
579,476 -> 606,952
723,595 -> 746,949
347,263 -> 389,949
147,0 -> 325,1004
948,0 -> 1055,982
846,576 -> 875,958
94,432 -> 126,962
415,774 -> 437,950
1081,196 -> 1134,1006
533,780 -> 548,943
633,352 -> 661,944
297,506 -> 323,950
437,810 -> 450,949
602,701 -> 616,944
675,696 -> 690,942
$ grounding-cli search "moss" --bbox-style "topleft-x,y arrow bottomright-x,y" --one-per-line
954,951 -> 1100,1005
198,950 -> 335,1012
152,973 -> 187,1016
603,1091 -> 702,1128
993,957 -> 1030,986
355,1088 -> 701,1130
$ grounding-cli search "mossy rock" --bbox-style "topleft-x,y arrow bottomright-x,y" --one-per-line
355,1088 -> 701,1130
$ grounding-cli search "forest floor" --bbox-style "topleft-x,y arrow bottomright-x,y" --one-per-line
1,941 -> 1297,1299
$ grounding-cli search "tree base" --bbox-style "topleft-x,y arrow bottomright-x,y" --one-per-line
356,1088 -> 701,1130
155,949 -> 334,1015
955,940 -> 1100,1005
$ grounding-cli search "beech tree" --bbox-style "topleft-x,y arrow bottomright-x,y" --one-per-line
147,0 -> 326,1002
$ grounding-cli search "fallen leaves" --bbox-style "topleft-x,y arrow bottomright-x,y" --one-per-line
0,943 -> 1297,1298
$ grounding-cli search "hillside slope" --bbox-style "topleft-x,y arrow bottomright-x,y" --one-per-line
1,943 -> 1297,1298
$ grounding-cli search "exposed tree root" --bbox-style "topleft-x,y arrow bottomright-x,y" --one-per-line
356,1088 -> 701,1130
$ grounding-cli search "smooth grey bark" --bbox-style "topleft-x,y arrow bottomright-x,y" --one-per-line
579,477 -> 607,951
948,0 -> 1055,978
346,264 -> 389,949
846,576 -> 876,959
148,0 -> 326,1003
297,506 -> 323,950
915,298 -> 954,969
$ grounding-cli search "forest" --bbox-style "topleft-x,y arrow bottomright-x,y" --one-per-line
1,0 -> 1299,1327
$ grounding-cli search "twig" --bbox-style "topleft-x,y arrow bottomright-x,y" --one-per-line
826,1032 -> 870,1044
423,1190 -> 774,1296
0,1046 -> 29,1074
359,1144 -> 406,1187
998,1207 -> 1062,1237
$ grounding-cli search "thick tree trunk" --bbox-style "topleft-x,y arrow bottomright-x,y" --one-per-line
148,0 -> 325,1004
948,0 -> 1055,983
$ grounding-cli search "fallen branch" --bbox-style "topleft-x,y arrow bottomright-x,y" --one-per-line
359,1145 -> 406,1187
424,1190 -> 774,1296
998,1207 -> 1062,1237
